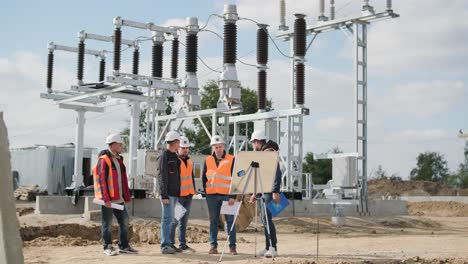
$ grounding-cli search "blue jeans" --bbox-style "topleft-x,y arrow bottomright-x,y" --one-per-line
260,193 -> 277,250
171,195 -> 193,247
206,194 -> 236,248
101,203 -> 129,250
160,196 -> 177,248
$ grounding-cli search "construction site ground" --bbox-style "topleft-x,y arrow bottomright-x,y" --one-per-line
20,200 -> 468,264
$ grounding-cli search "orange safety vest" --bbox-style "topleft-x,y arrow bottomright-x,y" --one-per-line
93,155 -> 115,200
179,158 -> 196,196
205,154 -> 234,195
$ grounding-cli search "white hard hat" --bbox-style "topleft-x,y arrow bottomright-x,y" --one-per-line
250,130 -> 266,142
180,136 -> 190,147
105,133 -> 124,144
210,135 -> 224,146
165,131 -> 181,142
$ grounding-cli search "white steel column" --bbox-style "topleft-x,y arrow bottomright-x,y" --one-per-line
129,101 -> 141,181
72,110 -> 85,188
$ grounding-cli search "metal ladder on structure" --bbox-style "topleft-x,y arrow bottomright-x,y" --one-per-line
353,21 -> 369,215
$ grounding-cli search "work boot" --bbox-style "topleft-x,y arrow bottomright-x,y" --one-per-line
161,246 -> 176,254
229,247 -> 238,255
170,245 -> 183,253
263,247 -> 278,258
208,246 -> 218,254
180,245 -> 195,252
119,246 -> 138,254
103,246 -> 118,256
258,248 -> 267,256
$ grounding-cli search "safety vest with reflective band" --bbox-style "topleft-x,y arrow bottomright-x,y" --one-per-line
93,155 -> 115,200
205,154 -> 234,195
179,158 -> 196,196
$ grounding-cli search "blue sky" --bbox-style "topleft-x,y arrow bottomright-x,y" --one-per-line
1,0 -> 467,178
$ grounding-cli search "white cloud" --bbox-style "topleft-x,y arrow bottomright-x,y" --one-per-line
390,129 -> 451,142
368,128 -> 464,179
371,80 -> 467,119
316,117 -> 349,132
366,0 -> 468,76
160,18 -> 187,28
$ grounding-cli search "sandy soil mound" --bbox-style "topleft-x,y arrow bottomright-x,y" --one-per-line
24,235 -> 100,247
17,207 -> 35,216
21,224 -> 109,242
367,179 -> 468,199
377,218 -> 441,229
272,216 -> 441,236
20,220 -> 243,246
407,202 -> 468,217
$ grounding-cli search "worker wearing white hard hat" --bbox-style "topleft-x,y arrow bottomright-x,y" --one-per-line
165,131 -> 182,142
249,130 -> 266,142
249,129 -> 282,258
202,135 -> 238,255
179,136 -> 191,148
158,130 -> 182,254
93,133 -> 138,256
105,133 -> 125,145
170,136 -> 196,252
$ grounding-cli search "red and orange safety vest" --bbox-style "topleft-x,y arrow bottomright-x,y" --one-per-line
93,154 -> 131,203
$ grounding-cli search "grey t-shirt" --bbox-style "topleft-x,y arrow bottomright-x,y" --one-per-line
111,155 -> 124,203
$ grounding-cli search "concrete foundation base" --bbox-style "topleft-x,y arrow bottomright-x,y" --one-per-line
36,196 -> 85,214
37,196 -> 409,218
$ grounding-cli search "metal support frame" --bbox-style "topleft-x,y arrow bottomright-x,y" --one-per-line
106,74 -> 179,90
153,107 -> 238,150
219,108 -> 309,193
276,6 -> 398,206
43,17 -> 183,193
284,115 -> 304,193
71,110 -> 85,188
277,10 -> 399,39
353,21 -> 369,214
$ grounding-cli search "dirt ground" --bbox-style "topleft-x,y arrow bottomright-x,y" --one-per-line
20,212 -> 468,264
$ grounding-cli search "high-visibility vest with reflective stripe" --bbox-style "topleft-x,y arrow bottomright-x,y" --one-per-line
179,158 -> 195,196
205,154 -> 234,195
93,155 -> 115,200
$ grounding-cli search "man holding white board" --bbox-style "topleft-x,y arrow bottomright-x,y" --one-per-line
249,130 -> 282,258
92,133 -> 138,256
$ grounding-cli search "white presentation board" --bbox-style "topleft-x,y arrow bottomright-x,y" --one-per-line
230,151 -> 279,194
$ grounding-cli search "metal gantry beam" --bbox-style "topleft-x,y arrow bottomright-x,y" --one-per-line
277,10 -> 399,39
48,43 -> 106,58
80,31 -> 136,47
116,17 -> 179,35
